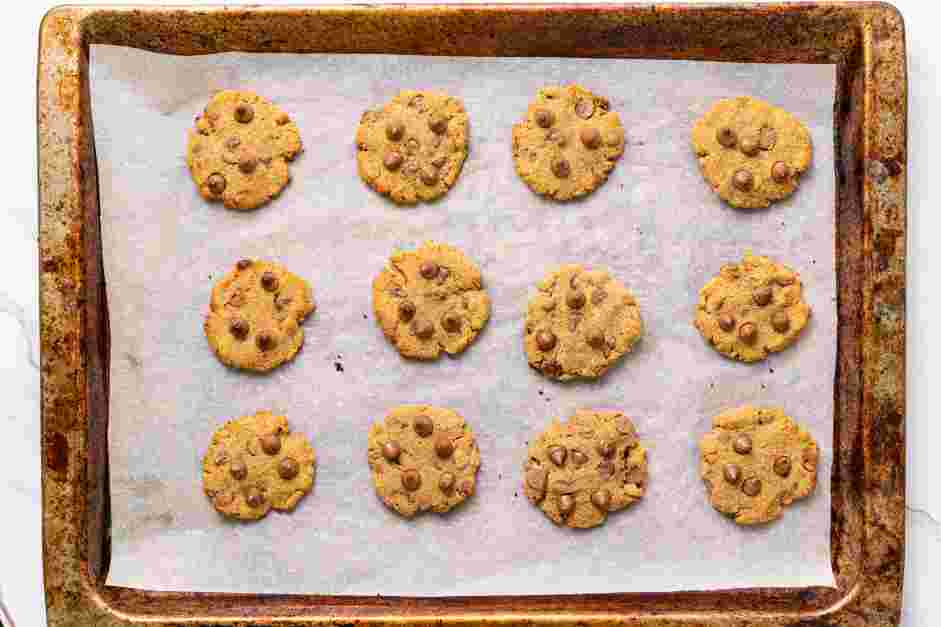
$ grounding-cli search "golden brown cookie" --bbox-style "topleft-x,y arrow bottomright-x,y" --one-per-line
693,252 -> 810,363
355,90 -> 469,205
512,85 -> 625,201
372,241 -> 490,360
524,265 -> 642,381
691,96 -> 812,209
367,405 -> 481,518
204,258 -> 315,372
699,405 -> 819,525
523,409 -> 647,529
186,90 -> 302,211
202,410 -> 316,521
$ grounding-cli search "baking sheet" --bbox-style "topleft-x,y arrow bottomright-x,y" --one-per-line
92,45 -> 837,595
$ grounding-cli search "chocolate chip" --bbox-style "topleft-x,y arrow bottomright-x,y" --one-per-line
245,487 -> 265,508
434,435 -> 454,459
716,127 -> 737,148
398,300 -> 416,321
587,329 -> 606,349
722,463 -> 741,484
224,135 -> 241,150
567,290 -> 586,309
732,434 -> 752,455
591,289 -> 607,305
401,469 -> 422,491
238,155 -> 258,174
458,479 -> 474,497
439,471 -> 456,491
260,434 -> 281,455
534,108 -> 555,128
234,103 -> 254,123
419,260 -> 439,279
742,477 -> 762,496
255,333 -> 276,351
207,173 -> 227,195
412,415 -> 434,438
229,319 -> 249,339
236,258 -> 252,270
548,446 -> 567,466
575,98 -> 594,119
278,457 -> 300,480
580,126 -> 601,149
428,114 -> 448,134
596,440 -> 614,458
718,312 -> 735,332
261,271 -> 279,292
385,120 -> 404,141
410,318 -> 434,339
771,161 -> 791,183
535,329 -> 557,351
598,459 -> 615,480
759,126 -> 777,150
591,489 -> 611,511
382,441 -> 401,462
571,450 -> 589,466
420,167 -> 439,186
383,151 -> 403,171
738,322 -> 757,344
441,312 -> 462,333
732,169 -> 754,191
773,456 -> 792,477
551,157 -> 571,178
739,136 -> 759,156
771,310 -> 791,333
558,493 -> 576,515
229,460 -> 248,480
753,286 -> 773,306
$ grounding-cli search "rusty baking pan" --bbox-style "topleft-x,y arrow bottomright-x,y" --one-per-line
38,3 -> 906,625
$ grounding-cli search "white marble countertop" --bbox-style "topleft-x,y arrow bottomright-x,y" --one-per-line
2,0 -> 936,625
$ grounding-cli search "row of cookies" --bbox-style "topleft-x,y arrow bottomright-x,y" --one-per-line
204,242 -> 810,376
186,87 -> 811,209
203,404 -> 818,528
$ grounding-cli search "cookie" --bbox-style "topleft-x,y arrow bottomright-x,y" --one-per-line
202,410 -> 316,521
524,265 -> 642,380
204,258 -> 315,372
693,252 -> 810,363
372,241 -> 490,360
355,90 -> 469,205
512,85 -> 625,201
691,96 -> 812,209
523,409 -> 647,529
186,90 -> 302,211
699,405 -> 818,525
367,405 -> 481,518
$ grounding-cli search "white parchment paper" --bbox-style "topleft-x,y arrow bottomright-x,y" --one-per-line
91,45 -> 836,595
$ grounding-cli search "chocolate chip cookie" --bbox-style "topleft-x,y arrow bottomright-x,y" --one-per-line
202,410 -> 316,521
367,405 -> 481,518
691,96 -> 813,209
204,258 -> 315,372
523,410 -> 647,529
372,241 -> 490,360
524,265 -> 642,380
512,85 -> 625,201
699,405 -> 819,525
186,90 -> 302,210
356,90 -> 469,205
693,252 -> 810,363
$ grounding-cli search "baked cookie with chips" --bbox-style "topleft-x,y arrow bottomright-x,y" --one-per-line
691,96 -> 812,209
186,90 -> 302,210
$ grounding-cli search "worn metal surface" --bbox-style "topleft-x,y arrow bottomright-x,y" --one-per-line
37,3 -> 906,626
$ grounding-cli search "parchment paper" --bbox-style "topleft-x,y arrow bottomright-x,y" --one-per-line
92,45 -> 837,595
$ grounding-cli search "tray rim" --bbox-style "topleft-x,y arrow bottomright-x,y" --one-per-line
37,3 -> 906,626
